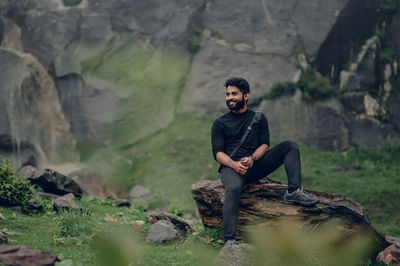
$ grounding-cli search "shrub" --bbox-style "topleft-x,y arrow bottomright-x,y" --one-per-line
188,27 -> 203,54
380,47 -> 396,66
0,158 -> 35,210
265,73 -> 338,100
264,81 -> 297,99
298,73 -> 338,101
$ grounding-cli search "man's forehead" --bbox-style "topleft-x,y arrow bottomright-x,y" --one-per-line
226,86 -> 241,93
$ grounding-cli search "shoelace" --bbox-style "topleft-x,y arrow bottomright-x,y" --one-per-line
299,187 -> 312,197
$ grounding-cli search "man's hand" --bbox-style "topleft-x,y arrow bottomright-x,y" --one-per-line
231,161 -> 249,175
240,156 -> 254,168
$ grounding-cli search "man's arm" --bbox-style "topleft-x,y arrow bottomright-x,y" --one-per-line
240,144 -> 269,168
216,151 -> 249,175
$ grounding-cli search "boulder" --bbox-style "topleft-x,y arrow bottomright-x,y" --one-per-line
53,193 -> 82,211
216,244 -> 255,266
146,220 -> 179,243
191,180 -> 388,257
18,166 -> 82,197
146,211 -> 196,235
0,246 -> 58,266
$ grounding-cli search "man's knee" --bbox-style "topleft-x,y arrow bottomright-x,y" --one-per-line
283,140 -> 299,151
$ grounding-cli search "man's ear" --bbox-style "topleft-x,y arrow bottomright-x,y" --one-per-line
244,93 -> 250,101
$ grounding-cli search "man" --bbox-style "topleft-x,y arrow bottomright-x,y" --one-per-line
211,77 -> 319,247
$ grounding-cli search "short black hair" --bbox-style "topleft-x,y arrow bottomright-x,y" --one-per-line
224,77 -> 250,94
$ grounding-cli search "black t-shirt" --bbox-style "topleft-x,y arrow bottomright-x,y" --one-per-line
211,109 -> 270,161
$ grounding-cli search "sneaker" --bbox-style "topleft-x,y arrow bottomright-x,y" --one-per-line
283,187 -> 319,206
224,239 -> 240,247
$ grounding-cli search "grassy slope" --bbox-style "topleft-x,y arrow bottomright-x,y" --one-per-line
2,114 -> 399,265
96,113 -> 400,236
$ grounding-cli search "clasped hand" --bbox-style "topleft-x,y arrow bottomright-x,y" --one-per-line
232,156 -> 254,176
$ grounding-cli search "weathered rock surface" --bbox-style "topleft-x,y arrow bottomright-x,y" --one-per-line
18,166 -> 83,197
259,90 -> 349,151
53,193 -> 82,211
259,90 -> 399,151
146,220 -> 179,243
0,245 -> 58,266
191,180 -> 388,256
0,0 -> 399,158
0,48 -> 73,169
146,211 -> 196,235
377,235 -> 400,265
216,244 -> 255,266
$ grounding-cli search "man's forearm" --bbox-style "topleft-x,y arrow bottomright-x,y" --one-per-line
252,144 -> 269,160
216,151 -> 235,168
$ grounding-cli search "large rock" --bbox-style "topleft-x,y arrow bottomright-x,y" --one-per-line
0,245 -> 58,266
259,90 -> 349,151
0,48 -> 73,169
216,244 -> 255,266
53,193 -> 81,211
146,211 -> 196,235
191,180 -> 388,257
18,166 -> 83,197
146,220 -> 179,243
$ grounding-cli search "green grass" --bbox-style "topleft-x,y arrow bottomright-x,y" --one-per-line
81,113 -> 400,237
0,198 -> 219,265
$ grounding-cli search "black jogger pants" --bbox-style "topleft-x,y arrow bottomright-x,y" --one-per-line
220,140 -> 302,240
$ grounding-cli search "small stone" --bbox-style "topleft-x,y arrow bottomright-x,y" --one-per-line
197,236 -> 211,245
114,198 -> 131,207
53,193 -> 81,211
0,232 -> 8,244
146,220 -> 179,243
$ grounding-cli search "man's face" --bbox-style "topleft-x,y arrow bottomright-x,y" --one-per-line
225,85 -> 249,111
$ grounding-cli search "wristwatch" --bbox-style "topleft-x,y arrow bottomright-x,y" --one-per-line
251,154 -> 257,162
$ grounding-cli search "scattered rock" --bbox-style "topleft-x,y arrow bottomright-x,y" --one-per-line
216,244 -> 255,266
28,199 -> 43,211
53,193 -> 82,211
0,245 -> 58,266
146,211 -> 196,235
19,166 -> 83,197
113,197 -> 131,207
197,236 -> 211,245
129,185 -> 151,199
35,191 -> 60,200
0,232 -> 8,244
146,220 -> 179,243
192,180 -> 389,258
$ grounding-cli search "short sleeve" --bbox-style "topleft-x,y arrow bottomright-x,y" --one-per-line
211,120 -> 225,160
258,113 -> 270,146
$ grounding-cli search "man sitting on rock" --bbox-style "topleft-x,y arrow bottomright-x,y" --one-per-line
211,77 -> 319,247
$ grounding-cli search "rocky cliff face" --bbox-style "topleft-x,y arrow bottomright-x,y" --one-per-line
0,0 -> 399,167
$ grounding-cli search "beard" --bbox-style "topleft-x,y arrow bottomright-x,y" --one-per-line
226,96 -> 245,111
